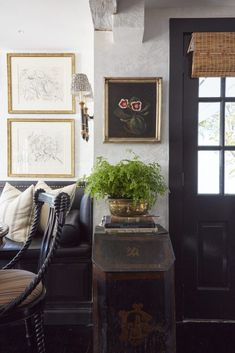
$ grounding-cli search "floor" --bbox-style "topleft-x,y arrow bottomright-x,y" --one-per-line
0,324 -> 92,353
1,322 -> 235,353
177,322 -> 235,353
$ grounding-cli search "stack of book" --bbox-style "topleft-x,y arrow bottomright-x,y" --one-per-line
101,214 -> 159,233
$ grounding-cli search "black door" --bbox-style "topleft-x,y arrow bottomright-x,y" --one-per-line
170,19 -> 235,323
183,36 -> 235,320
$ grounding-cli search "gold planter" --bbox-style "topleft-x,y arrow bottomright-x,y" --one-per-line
108,199 -> 149,217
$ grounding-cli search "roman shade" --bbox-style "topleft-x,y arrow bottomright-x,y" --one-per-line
188,32 -> 235,77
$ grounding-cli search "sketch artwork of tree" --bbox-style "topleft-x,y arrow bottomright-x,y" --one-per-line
19,67 -> 64,102
27,132 -> 63,165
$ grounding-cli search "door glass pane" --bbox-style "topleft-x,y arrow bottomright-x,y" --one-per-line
198,151 -> 220,194
225,78 -> 235,97
199,77 -> 221,97
198,102 -> 220,146
224,151 -> 235,194
225,102 -> 235,146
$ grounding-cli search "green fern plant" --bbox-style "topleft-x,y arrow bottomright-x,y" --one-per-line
78,153 -> 167,208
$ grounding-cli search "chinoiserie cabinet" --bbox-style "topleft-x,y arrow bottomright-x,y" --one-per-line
92,225 -> 176,353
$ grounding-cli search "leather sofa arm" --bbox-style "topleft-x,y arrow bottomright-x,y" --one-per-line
60,209 -> 81,247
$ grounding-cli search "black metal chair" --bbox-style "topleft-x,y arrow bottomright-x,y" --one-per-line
0,189 -> 70,353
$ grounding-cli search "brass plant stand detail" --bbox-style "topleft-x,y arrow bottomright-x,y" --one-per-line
108,199 -> 149,217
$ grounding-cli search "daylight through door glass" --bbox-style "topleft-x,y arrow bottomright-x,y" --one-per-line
197,77 -> 235,194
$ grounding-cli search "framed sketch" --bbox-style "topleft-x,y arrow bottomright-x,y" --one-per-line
104,77 -> 162,143
7,118 -> 75,177
7,53 -> 76,114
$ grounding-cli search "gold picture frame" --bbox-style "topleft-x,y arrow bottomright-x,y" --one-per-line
8,118 -> 75,177
104,77 -> 162,143
7,53 -> 76,114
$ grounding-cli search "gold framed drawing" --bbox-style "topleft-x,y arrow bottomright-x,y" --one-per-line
7,118 -> 75,177
7,53 -> 76,114
104,77 -> 162,143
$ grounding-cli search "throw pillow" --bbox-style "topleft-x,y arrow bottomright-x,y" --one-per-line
35,181 -> 76,232
0,183 -> 34,242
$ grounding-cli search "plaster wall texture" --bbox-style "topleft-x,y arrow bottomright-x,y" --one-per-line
93,5 -> 235,229
0,0 -> 94,181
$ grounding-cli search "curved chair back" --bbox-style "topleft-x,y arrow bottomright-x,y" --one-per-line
0,189 -> 70,316
0,189 -> 70,353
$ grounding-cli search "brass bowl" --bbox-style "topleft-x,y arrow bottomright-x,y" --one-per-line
108,199 -> 149,217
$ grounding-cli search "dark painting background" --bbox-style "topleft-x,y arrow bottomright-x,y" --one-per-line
108,82 -> 157,139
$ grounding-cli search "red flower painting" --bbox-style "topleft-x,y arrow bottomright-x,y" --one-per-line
130,101 -> 142,111
114,97 -> 150,136
118,99 -> 129,109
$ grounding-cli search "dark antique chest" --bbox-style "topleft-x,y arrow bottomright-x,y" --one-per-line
92,225 -> 176,353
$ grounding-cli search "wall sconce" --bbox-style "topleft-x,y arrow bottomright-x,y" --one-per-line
71,73 -> 93,142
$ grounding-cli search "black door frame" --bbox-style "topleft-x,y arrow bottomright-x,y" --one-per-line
169,18 -> 235,322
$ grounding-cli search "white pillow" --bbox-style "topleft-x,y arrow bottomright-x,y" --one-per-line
35,181 -> 76,232
0,183 -> 34,242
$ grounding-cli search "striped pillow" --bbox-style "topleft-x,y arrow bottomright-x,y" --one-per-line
0,183 -> 34,242
35,181 -> 76,232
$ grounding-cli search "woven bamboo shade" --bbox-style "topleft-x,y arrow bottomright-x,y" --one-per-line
188,32 -> 235,77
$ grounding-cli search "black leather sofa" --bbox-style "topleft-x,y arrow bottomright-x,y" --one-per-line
0,181 -> 93,326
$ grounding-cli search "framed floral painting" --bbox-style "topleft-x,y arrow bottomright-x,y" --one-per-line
7,118 -> 75,177
104,77 -> 162,143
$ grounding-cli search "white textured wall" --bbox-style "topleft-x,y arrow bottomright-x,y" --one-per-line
0,0 -> 94,181
93,4 -> 235,229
